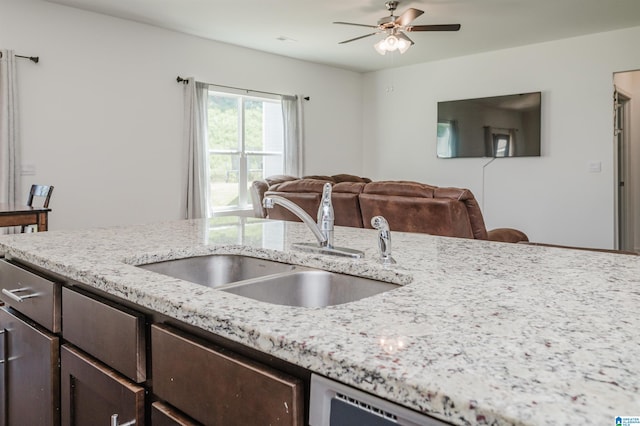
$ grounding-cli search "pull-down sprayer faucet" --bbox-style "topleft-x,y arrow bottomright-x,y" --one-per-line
371,216 -> 396,265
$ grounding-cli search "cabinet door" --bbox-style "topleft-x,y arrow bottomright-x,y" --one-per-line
0,307 -> 60,426
60,344 -> 144,426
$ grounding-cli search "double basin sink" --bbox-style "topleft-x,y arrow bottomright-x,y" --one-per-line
137,255 -> 398,308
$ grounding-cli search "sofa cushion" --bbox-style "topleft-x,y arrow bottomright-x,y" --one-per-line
268,179 -> 329,193
360,181 -> 478,238
264,179 -> 327,222
265,192 -> 322,223
266,180 -> 367,228
363,181 -> 436,198
433,187 -> 489,240
333,182 -> 366,194
360,194 -> 475,238
300,174 -> 371,183
331,174 -> 372,183
332,182 -> 367,227
264,175 -> 298,186
302,175 -> 334,181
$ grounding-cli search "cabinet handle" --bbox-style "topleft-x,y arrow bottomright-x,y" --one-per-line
110,414 -> 135,426
0,329 -> 5,426
0,329 -> 5,364
1,287 -> 39,303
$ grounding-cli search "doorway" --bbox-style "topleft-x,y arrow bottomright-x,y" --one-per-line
613,70 -> 640,252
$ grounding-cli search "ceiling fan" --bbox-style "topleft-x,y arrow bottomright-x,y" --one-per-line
334,1 -> 461,54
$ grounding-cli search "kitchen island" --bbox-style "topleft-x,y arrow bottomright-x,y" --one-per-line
0,216 -> 638,425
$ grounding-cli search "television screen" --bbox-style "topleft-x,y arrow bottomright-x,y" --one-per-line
437,92 -> 541,158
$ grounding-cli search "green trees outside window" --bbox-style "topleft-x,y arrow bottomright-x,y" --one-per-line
207,91 -> 284,212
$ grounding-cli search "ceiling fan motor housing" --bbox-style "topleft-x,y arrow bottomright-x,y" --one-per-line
379,2 -> 402,27
378,16 -> 396,27
385,1 -> 399,13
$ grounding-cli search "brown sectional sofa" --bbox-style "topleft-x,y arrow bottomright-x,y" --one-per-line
250,174 -> 528,243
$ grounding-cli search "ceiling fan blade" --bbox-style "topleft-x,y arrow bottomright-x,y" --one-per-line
405,24 -> 461,32
338,32 -> 380,44
395,8 -> 424,27
333,21 -> 378,29
397,31 -> 415,46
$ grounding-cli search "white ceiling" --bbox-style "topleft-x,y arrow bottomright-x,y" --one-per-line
43,0 -> 640,72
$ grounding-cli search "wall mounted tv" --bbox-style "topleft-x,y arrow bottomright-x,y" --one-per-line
437,92 -> 541,158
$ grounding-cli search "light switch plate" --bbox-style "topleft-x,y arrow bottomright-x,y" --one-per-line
20,164 -> 36,176
587,161 -> 601,173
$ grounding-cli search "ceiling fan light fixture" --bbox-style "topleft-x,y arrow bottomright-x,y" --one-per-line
374,34 -> 410,55
374,38 -> 388,55
397,37 -> 411,54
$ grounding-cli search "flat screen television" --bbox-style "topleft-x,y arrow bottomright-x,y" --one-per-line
437,92 -> 541,158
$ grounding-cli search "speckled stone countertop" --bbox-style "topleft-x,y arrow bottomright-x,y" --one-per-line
1,217 -> 639,425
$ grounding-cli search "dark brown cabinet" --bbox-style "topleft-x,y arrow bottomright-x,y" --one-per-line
60,287 -> 147,425
0,259 -> 148,425
60,344 -> 145,425
0,259 -> 62,426
0,307 -> 60,426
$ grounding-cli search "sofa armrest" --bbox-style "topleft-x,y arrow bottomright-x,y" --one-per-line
487,228 -> 529,243
250,180 -> 269,218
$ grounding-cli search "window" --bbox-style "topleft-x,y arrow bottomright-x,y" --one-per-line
207,90 -> 284,213
436,120 -> 458,158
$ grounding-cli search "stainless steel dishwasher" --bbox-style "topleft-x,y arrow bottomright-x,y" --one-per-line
309,374 -> 451,425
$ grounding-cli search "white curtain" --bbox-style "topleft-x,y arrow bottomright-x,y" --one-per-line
184,78 -> 210,219
0,50 -> 21,235
281,95 -> 303,177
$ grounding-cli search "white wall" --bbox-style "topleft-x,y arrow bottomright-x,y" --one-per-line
363,26 -> 640,249
0,0 -> 363,230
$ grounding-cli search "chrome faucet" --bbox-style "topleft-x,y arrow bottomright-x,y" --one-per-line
263,182 -> 333,247
263,194 -> 329,247
263,182 -> 363,258
371,216 -> 396,265
317,183 -> 334,248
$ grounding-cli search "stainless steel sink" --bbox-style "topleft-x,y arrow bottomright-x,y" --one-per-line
137,255 -> 296,289
138,254 -> 399,307
220,270 -> 399,308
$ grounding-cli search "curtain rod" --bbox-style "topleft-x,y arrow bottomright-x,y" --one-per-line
176,76 -> 309,101
16,55 -> 39,63
0,52 -> 40,63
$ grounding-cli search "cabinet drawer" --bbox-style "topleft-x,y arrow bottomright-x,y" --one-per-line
61,344 -> 145,426
62,287 -> 146,383
152,324 -> 304,426
151,401 -> 200,426
0,260 -> 61,333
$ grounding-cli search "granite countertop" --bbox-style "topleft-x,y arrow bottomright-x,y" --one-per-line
0,217 -> 638,425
